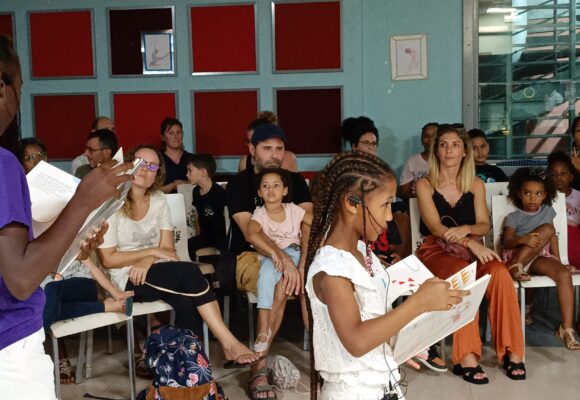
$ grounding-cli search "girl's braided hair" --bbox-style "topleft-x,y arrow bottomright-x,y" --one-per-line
304,150 -> 395,399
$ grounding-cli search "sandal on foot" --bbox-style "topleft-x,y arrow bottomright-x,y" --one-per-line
249,367 -> 276,400
452,363 -> 489,385
59,358 -> 75,384
502,354 -> 526,380
556,325 -> 580,351
223,354 -> 264,369
508,263 -> 531,282
253,329 -> 272,354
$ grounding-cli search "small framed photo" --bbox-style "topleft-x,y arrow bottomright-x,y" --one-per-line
390,34 -> 428,81
141,30 -> 174,74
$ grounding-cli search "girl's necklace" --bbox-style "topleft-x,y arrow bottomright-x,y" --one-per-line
365,242 -> 375,277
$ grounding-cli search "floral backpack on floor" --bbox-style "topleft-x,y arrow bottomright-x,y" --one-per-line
137,326 -> 226,400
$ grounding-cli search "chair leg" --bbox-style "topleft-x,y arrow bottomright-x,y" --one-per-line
170,310 -> 176,326
127,318 -> 137,400
248,297 -> 255,348
76,332 -> 87,384
52,334 -> 61,400
107,325 -> 113,355
519,287 -> 526,362
574,286 -> 580,324
146,314 -> 151,336
303,329 -> 309,351
223,295 -> 230,328
203,323 -> 210,357
85,330 -> 93,379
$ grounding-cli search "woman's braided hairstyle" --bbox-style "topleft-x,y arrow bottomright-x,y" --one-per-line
304,150 -> 396,399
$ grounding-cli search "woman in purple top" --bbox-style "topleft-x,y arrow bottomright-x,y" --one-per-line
0,36 -> 133,399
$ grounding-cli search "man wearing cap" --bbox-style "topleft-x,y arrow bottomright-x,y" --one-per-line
226,123 -> 311,399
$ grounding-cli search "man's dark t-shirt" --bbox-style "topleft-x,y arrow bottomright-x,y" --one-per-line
226,167 -> 311,254
476,163 -> 508,183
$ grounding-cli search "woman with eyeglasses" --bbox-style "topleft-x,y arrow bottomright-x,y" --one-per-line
18,137 -> 47,174
416,124 -> 525,384
98,144 -> 258,375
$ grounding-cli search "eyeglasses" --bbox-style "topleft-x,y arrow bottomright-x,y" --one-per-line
23,151 -> 47,162
85,146 -> 105,153
141,160 -> 160,172
358,140 -> 379,149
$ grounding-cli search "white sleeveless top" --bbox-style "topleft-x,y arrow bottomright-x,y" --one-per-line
306,241 -> 402,388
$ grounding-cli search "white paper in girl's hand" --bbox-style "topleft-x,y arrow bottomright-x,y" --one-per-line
445,262 -> 476,289
385,255 -> 434,303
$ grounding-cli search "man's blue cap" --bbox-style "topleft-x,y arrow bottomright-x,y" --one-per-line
251,123 -> 287,145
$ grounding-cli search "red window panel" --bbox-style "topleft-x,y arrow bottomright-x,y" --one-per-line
113,93 -> 177,150
190,4 -> 257,73
34,94 -> 96,159
276,87 -> 342,154
274,1 -> 341,71
29,11 -> 94,77
193,90 -> 258,155
0,14 -> 14,39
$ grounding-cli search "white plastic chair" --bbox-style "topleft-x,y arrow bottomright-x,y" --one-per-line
484,182 -> 509,248
491,193 -> 580,346
50,312 -> 136,400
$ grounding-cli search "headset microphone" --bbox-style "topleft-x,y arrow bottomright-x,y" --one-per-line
348,193 -> 387,235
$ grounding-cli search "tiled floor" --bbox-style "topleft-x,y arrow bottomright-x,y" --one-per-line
58,336 -> 580,400
59,288 -> 579,400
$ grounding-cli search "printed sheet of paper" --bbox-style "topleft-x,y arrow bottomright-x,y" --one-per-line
446,262 -> 476,289
385,255 -> 435,302
27,161 -> 80,237
393,274 -> 490,365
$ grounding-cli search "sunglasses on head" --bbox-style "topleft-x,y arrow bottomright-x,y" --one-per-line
141,160 -> 160,172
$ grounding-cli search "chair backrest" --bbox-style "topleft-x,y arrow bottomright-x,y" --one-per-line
165,193 -> 192,262
409,198 -> 425,253
177,183 -> 196,238
491,193 -> 568,265
484,182 -> 509,248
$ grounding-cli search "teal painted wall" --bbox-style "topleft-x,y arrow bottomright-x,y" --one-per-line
0,0 -> 463,175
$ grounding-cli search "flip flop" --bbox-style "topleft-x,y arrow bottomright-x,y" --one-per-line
223,354 -> 264,369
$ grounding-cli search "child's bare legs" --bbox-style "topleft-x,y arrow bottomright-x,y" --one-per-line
529,258 -> 575,328
197,301 -> 258,364
508,224 -> 555,280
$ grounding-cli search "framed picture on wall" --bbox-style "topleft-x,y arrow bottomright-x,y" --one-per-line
390,34 -> 427,81
141,30 -> 174,74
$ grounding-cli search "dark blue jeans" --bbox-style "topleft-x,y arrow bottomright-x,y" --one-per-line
43,277 -> 103,331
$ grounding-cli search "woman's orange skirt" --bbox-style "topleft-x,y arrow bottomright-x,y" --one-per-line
417,235 -> 524,364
